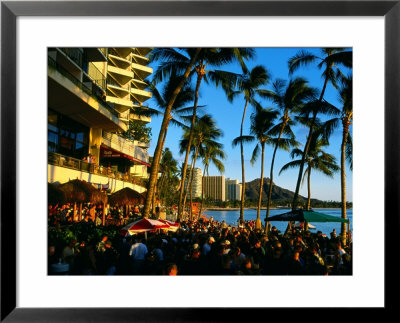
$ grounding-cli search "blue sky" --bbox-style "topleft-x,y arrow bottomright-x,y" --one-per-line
146,48 -> 352,202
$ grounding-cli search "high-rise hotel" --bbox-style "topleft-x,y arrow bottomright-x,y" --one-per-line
48,48 -> 152,193
202,176 -> 226,201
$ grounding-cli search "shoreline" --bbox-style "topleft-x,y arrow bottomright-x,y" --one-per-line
204,207 -> 351,211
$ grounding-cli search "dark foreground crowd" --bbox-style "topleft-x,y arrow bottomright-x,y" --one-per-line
49,219 -> 352,276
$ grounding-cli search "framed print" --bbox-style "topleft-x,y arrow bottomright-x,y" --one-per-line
1,0 -> 398,321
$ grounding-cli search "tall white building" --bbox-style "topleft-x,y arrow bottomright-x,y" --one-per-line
225,178 -> 242,201
184,167 -> 203,198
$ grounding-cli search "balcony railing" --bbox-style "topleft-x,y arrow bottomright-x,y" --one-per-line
48,152 -> 148,188
102,132 -> 149,163
59,48 -> 83,68
87,62 -> 106,90
48,56 -> 120,119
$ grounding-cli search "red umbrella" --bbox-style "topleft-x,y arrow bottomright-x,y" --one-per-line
120,218 -> 169,236
158,219 -> 180,232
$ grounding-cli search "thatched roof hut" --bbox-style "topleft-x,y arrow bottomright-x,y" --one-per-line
48,182 -> 66,205
109,187 -> 145,206
58,179 -> 107,205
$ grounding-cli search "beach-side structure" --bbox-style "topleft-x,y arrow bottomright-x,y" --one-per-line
48,48 -> 153,193
225,178 -> 242,201
203,175 -> 226,201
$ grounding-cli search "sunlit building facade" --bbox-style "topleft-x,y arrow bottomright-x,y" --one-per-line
225,178 -> 242,201
47,48 -> 153,193
183,168 -> 203,198
203,175 -> 226,201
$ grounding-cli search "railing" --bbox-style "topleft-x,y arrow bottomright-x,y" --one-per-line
102,132 -> 149,163
48,152 -> 148,188
88,62 -> 106,90
48,56 -> 120,119
59,48 -> 83,68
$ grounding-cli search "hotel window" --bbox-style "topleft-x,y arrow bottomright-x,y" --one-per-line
48,109 -> 89,159
48,110 -> 59,152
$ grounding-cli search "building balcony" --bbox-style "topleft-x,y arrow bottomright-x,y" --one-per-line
130,87 -> 152,103
107,82 -> 130,97
84,48 -> 107,62
131,78 -> 149,90
108,56 -> 132,71
107,65 -> 133,82
48,152 -> 148,190
48,56 -> 126,132
131,52 -> 150,65
134,48 -> 152,57
131,63 -> 153,79
129,111 -> 151,123
101,132 -> 149,164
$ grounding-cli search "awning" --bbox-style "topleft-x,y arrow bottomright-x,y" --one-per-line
100,145 -> 150,167
267,209 -> 349,223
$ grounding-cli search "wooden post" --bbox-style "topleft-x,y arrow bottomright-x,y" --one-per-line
73,203 -> 77,222
102,202 -> 106,226
79,203 -> 83,222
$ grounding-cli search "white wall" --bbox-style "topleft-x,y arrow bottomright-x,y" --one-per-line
48,165 -> 146,193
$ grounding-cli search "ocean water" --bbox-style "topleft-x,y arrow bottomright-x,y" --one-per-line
204,208 -> 353,236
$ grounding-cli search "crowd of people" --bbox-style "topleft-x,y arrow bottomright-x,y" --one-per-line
49,218 -> 352,276
48,203 -> 142,226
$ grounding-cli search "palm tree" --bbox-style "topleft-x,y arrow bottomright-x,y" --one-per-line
226,65 -> 271,225
151,48 -> 255,220
233,107 -> 280,229
179,114 -> 224,220
262,77 -> 317,230
143,48 -> 201,219
134,72 -> 198,215
280,133 -> 340,215
288,48 -> 352,212
158,148 -> 180,206
320,75 -> 353,245
198,144 -> 225,216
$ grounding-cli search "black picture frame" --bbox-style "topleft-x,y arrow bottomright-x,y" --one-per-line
1,0 -> 398,321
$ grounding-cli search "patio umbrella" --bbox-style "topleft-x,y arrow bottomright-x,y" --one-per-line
158,219 -> 180,232
120,218 -> 169,236
109,187 -> 145,206
267,209 -> 349,223
58,179 -> 108,222
109,187 -> 146,221
58,179 -> 107,204
48,182 -> 66,205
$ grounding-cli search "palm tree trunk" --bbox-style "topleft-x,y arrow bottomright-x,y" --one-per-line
152,183 -> 157,217
143,48 -> 201,219
306,165 -> 312,210
178,68 -> 204,220
340,119 -> 350,246
239,99 -> 249,225
256,142 -> 265,230
188,144 -> 200,220
149,117 -> 170,218
288,75 -> 330,234
304,166 -> 312,231
265,118 -> 287,232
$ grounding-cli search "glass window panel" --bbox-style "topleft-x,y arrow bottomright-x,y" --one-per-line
76,132 -> 85,142
48,131 -> 58,144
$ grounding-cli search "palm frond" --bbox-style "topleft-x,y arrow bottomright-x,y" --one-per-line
288,50 -> 319,75
250,144 -> 260,165
279,159 -> 302,175
232,135 -> 255,147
